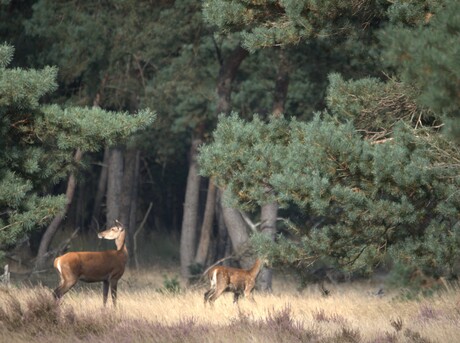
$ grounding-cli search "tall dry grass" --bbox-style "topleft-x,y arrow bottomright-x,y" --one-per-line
1,268 -> 460,342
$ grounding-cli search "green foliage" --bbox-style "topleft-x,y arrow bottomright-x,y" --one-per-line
199,112 -> 460,274
326,73 -> 437,138
0,45 -> 155,250
156,275 -> 182,294
381,0 -> 460,140
203,0 -> 388,52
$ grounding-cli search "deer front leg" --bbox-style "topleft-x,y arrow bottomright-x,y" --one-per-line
110,280 -> 118,307
103,280 -> 109,306
244,282 -> 256,302
233,291 -> 242,304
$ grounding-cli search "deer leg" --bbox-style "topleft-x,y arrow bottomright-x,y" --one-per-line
204,288 -> 215,304
53,276 -> 77,300
208,285 -> 226,304
233,291 -> 241,304
244,283 -> 256,302
103,280 -> 109,306
110,280 -> 118,307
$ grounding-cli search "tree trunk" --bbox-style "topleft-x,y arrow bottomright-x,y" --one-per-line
272,49 -> 290,118
259,200 -> 279,291
91,147 -> 109,229
179,137 -> 201,281
194,178 -> 216,268
258,49 -> 290,291
221,190 -> 253,269
128,150 -> 140,266
106,147 -> 124,228
214,44 -> 250,266
214,192 -> 228,264
34,149 -> 83,270
119,148 -> 139,266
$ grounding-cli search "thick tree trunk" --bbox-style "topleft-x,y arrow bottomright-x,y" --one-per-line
34,149 -> 83,270
258,49 -> 290,291
180,138 -> 201,281
91,147 -> 109,229
106,147 -> 124,228
221,190 -> 253,269
214,192 -> 228,264
194,178 -> 216,268
119,148 -> 139,266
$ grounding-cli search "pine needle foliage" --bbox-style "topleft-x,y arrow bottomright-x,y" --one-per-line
0,45 -> 155,252
199,111 -> 460,275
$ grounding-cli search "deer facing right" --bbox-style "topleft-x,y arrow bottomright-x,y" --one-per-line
204,258 -> 266,305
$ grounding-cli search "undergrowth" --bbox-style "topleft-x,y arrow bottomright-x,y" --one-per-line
0,285 -> 441,343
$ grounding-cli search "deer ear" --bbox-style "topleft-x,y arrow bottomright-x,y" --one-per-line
114,219 -> 124,230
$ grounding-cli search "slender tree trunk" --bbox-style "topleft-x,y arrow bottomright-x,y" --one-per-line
194,178 -> 216,267
106,147 -> 124,228
258,201 -> 279,291
35,149 -> 83,270
180,137 -> 201,281
258,49 -> 290,291
91,147 -> 109,229
128,150 -> 140,266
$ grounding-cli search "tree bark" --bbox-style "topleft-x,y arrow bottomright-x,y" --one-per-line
194,178 -> 216,267
258,200 -> 279,291
221,190 -> 253,269
34,149 -> 83,270
179,137 -> 201,280
106,147 -> 124,228
214,191 -> 228,264
214,44 -> 250,267
119,148 -> 139,265
272,49 -> 290,118
128,150 -> 140,265
91,147 -> 109,229
258,49 -> 290,291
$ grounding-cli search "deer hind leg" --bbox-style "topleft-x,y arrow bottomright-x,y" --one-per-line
208,283 -> 227,304
53,275 -> 77,300
204,288 -> 215,305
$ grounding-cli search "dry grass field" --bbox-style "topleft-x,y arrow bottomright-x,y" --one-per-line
1,266 -> 460,343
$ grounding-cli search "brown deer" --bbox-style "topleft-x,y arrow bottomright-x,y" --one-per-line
53,220 -> 128,306
204,258 -> 266,305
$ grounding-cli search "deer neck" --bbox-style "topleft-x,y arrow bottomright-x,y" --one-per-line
115,229 -> 127,254
250,259 -> 263,277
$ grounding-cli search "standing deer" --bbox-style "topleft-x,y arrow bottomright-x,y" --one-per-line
204,258 -> 266,305
53,220 -> 128,306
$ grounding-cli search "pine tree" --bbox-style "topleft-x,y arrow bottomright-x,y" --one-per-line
199,0 -> 460,279
0,44 -> 154,259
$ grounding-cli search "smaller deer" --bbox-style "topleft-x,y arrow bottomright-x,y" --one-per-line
53,220 -> 128,306
204,258 -> 266,305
